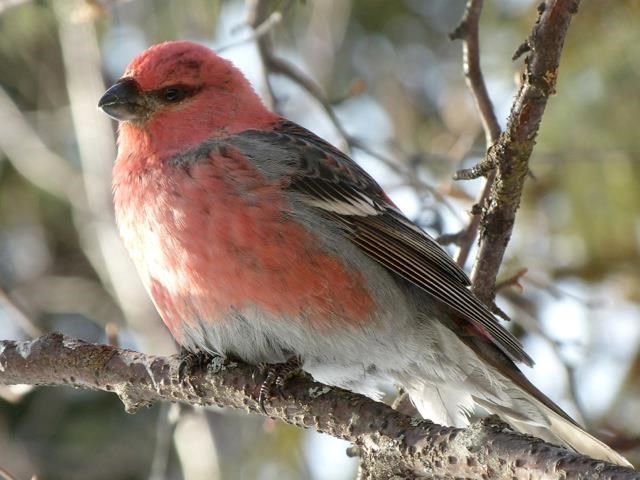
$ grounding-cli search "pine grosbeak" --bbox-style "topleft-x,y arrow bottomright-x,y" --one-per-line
98,41 -> 629,466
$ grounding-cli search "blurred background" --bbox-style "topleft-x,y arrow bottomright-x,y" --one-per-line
0,0 -> 639,478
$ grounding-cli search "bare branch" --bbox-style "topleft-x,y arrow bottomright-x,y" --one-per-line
247,0 -> 456,222
246,0 -> 283,109
249,0 -> 351,142
52,2 -> 173,352
449,0 -> 501,269
465,0 -> 582,304
0,334 -> 636,479
495,267 -> 529,293
348,138 -> 461,220
450,0 -> 501,146
0,288 -> 43,338
0,0 -> 30,16
0,465 -> 20,480
0,85 -> 82,203
217,8 -> 284,54
148,404 -> 177,480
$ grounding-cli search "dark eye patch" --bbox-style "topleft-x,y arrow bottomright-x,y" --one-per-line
154,84 -> 202,104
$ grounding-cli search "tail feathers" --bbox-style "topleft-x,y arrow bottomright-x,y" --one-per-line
408,384 -> 475,428
474,397 -> 633,468
449,328 -> 633,468
407,385 -> 632,467
546,408 -> 632,467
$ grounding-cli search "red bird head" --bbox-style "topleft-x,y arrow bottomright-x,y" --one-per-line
99,41 -> 277,155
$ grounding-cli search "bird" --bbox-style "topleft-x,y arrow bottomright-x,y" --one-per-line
98,40 -> 630,467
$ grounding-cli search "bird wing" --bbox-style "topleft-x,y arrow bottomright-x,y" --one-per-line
236,120 -> 533,367
225,122 -> 634,467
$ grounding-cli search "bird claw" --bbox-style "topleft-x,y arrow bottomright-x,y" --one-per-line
256,356 -> 303,415
176,348 -> 216,384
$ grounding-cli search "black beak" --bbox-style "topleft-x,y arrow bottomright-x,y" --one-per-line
98,78 -> 149,121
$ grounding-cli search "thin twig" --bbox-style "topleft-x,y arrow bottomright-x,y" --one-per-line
450,0 -> 501,146
0,0 -> 30,16
105,322 -> 120,347
466,0 -> 582,305
217,9 -> 284,54
449,0 -> 501,269
53,1 -> 173,353
503,296 -> 588,425
0,86 -> 82,202
348,138 -> 461,220
0,466 -> 20,480
495,267 -> 529,293
265,50 -> 351,141
0,288 -> 43,338
246,0 -> 288,109
525,274 -> 601,308
148,403 -> 180,480
247,0 -> 454,216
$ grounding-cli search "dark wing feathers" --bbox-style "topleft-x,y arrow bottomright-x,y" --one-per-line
260,121 -> 534,367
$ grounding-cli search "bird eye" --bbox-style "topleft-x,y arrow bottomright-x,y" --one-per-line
162,86 -> 185,102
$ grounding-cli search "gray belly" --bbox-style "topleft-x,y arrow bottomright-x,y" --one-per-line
177,279 -> 455,400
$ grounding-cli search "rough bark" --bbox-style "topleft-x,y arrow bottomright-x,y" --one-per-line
457,0 -> 582,304
1,2 -> 630,479
1,333 -> 636,479
449,0 -> 501,270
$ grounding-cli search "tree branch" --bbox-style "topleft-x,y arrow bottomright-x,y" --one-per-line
0,334 -> 636,479
457,0 -> 582,304
449,0 -> 501,269
245,0 -> 458,232
450,0 -> 501,147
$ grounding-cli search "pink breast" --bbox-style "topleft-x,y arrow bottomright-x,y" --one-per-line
113,148 -> 375,341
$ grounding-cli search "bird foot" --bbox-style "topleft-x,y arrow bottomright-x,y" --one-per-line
175,347 -> 217,384
255,356 -> 303,414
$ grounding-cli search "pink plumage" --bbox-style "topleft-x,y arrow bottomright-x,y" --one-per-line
99,40 -> 630,467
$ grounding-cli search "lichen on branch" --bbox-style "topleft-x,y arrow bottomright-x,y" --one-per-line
0,333 -> 636,479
